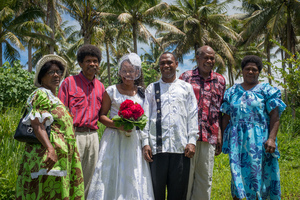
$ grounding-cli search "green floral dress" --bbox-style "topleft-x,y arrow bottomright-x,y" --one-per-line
16,88 -> 84,200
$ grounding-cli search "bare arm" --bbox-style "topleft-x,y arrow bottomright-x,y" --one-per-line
220,113 -> 231,155
99,91 -> 131,132
215,113 -> 223,156
265,107 -> 280,153
221,113 -> 230,134
31,118 -> 57,173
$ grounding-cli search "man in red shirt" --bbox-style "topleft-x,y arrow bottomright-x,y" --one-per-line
58,45 -> 105,198
179,46 -> 226,200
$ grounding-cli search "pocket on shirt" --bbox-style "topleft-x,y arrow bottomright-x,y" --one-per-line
69,92 -> 85,108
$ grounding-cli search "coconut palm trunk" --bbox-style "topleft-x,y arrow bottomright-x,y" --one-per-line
0,44 -> 2,67
106,41 -> 111,85
132,21 -> 138,53
28,41 -> 33,72
266,44 -> 272,84
48,0 -> 55,53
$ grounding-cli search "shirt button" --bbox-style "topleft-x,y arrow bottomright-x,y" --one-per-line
156,99 -> 160,102
157,110 -> 160,113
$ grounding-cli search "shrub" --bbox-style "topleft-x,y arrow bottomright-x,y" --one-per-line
269,40 -> 300,110
0,61 -> 36,109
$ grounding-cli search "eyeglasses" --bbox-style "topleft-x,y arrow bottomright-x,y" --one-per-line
47,70 -> 63,76
120,70 -> 135,74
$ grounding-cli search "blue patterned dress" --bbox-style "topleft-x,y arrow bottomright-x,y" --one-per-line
221,83 -> 286,200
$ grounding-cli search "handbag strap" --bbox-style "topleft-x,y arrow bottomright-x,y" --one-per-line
21,107 -> 28,118
154,82 -> 162,153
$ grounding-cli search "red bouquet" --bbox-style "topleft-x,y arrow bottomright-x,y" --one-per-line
112,99 -> 147,131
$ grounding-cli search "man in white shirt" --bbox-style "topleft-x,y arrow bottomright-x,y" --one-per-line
142,52 -> 199,200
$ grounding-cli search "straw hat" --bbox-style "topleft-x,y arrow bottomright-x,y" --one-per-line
34,54 -> 67,87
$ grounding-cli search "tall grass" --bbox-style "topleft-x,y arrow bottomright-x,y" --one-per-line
0,107 -> 24,199
1,106 -> 299,199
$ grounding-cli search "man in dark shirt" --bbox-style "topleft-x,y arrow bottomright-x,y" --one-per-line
179,45 -> 226,200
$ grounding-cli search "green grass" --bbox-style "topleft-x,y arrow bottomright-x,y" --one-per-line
0,106 -> 299,199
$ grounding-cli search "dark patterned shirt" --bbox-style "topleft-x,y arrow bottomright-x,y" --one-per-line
179,68 -> 226,144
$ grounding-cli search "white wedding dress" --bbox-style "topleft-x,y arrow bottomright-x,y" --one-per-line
87,85 -> 154,200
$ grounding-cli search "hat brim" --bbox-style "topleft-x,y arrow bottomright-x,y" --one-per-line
34,54 -> 68,87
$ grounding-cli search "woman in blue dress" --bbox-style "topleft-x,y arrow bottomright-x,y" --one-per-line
221,55 -> 286,200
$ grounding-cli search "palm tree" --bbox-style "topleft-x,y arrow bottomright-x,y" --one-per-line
93,20 -> 118,85
115,0 -> 180,53
62,0 -> 113,44
141,42 -> 164,72
160,0 -> 241,72
31,20 -> 81,74
0,1 -> 51,67
239,0 -> 300,83
22,0 -> 64,54
55,20 -> 82,75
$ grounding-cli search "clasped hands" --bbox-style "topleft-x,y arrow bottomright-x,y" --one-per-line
142,143 -> 196,162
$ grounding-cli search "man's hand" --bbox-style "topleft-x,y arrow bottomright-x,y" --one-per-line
215,130 -> 222,156
184,144 -> 195,158
142,145 -> 153,162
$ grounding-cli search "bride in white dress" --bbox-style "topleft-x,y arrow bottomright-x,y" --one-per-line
87,53 -> 154,200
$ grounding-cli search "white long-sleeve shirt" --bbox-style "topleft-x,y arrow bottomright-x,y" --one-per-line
141,78 -> 199,155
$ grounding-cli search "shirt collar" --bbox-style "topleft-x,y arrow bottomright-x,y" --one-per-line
159,77 -> 178,84
78,71 -> 95,85
192,68 -> 215,81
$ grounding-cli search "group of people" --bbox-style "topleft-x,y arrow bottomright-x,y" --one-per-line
15,44 -> 286,200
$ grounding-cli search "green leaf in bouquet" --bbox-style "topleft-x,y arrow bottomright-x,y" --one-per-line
113,120 -> 122,127
112,115 -> 122,121
112,115 -> 123,127
135,122 -> 146,130
123,122 -> 134,131
133,114 -> 148,130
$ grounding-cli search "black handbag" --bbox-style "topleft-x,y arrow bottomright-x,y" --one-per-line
14,109 -> 51,144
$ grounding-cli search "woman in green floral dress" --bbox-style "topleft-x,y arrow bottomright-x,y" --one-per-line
16,55 -> 84,200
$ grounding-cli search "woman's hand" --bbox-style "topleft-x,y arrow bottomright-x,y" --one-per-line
43,148 -> 58,172
266,107 -> 280,154
31,117 -> 57,172
264,138 -> 276,153
117,125 -> 132,133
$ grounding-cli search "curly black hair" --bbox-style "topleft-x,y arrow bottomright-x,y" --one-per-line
38,60 -> 65,85
241,55 -> 263,73
77,44 -> 102,63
